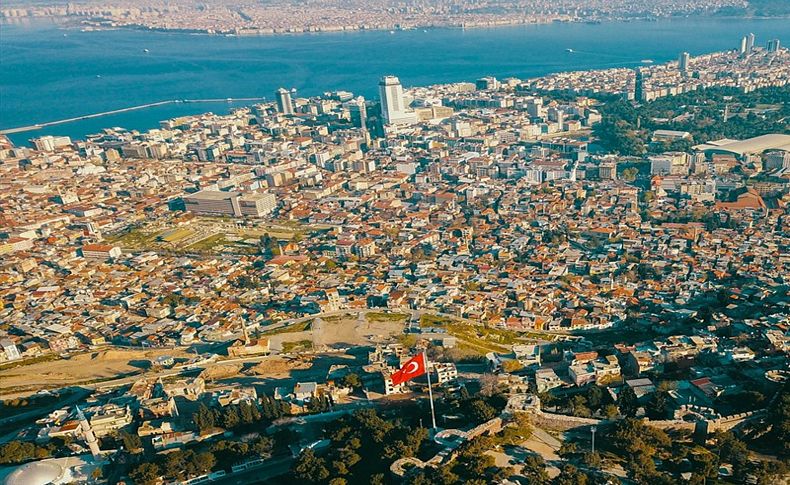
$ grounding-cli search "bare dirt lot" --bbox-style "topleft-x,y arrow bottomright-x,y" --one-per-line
267,313 -> 406,352
0,348 -> 189,397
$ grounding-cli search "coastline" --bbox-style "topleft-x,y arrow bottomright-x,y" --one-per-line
5,12 -> 788,38
3,16 -> 788,144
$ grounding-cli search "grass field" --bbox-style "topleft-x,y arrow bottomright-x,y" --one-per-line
282,340 -> 314,353
261,320 -> 313,336
366,312 -> 408,323
105,228 -> 161,248
187,234 -> 228,251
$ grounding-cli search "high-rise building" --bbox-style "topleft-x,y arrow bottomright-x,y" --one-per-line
348,96 -> 367,129
379,75 -> 407,124
746,33 -> 755,53
768,39 -> 782,53
739,36 -> 747,55
275,87 -> 294,115
634,68 -> 645,101
678,52 -> 690,73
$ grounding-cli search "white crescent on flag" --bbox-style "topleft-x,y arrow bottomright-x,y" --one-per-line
390,353 -> 427,386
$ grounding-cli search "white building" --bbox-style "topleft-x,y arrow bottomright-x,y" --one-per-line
432,362 -> 458,384
1,339 -> 21,361
81,244 -> 122,261
32,135 -> 71,152
184,191 -> 276,217
379,76 -> 417,125
275,88 -> 294,115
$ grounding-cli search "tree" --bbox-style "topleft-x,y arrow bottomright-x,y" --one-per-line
622,167 -> 639,182
555,464 -> 589,485
251,436 -> 274,457
618,386 -> 639,417
586,385 -> 605,410
192,451 -> 216,475
583,451 -> 602,468
193,404 -> 216,433
571,395 -> 592,417
339,373 -> 362,390
521,455 -> 550,484
222,406 -> 241,429
293,449 -> 330,483
558,441 -> 578,457
120,431 -> 142,452
501,360 -> 524,373
0,441 -> 52,464
478,374 -> 499,397
129,463 -> 161,485
468,399 -> 497,423
603,404 -> 620,419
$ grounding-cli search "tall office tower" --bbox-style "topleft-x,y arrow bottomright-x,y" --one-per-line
634,68 -> 645,101
379,75 -> 407,124
746,33 -> 755,53
739,36 -> 748,54
768,39 -> 781,53
678,52 -> 690,73
275,87 -> 294,115
348,96 -> 367,129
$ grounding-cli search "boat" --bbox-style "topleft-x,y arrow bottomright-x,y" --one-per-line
143,48 -> 149,53
566,48 -> 574,53
95,75 -> 102,78
389,30 -> 395,34
641,59 -> 654,64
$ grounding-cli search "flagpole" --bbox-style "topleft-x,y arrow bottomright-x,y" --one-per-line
423,351 -> 437,431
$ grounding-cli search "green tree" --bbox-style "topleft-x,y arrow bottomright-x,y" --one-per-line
554,464 -> 589,485
193,404 -> 216,433
468,399 -> 497,423
521,455 -> 550,484
129,463 -> 161,485
618,386 -> 639,417
293,449 -> 330,483
120,431 -> 142,452
339,373 -> 362,390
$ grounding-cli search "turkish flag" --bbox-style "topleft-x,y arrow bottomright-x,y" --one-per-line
390,353 -> 427,386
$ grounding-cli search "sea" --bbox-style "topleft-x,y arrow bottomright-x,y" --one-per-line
1,17 -> 789,146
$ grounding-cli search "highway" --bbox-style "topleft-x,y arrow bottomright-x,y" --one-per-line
0,97 -> 268,135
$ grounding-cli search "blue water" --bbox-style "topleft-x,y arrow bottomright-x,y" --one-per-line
1,17 -> 789,145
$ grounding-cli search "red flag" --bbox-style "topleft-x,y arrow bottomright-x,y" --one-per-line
390,353 -> 427,386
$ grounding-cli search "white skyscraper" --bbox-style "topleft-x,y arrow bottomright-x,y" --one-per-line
746,33 -> 755,53
739,36 -> 747,54
379,75 -> 407,124
678,52 -> 690,73
275,87 -> 294,115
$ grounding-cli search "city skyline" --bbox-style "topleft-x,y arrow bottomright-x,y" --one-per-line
0,4 -> 788,485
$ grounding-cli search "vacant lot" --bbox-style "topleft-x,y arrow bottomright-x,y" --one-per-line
268,312 -> 404,353
0,348 -> 189,397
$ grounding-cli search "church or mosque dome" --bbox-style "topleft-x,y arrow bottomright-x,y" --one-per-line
2,460 -> 69,485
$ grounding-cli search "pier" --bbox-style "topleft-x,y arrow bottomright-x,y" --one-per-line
0,97 -> 267,135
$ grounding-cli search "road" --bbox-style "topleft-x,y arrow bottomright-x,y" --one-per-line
0,98 -> 268,134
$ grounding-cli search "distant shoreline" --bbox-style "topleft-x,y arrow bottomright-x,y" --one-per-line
4,13 -> 789,38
